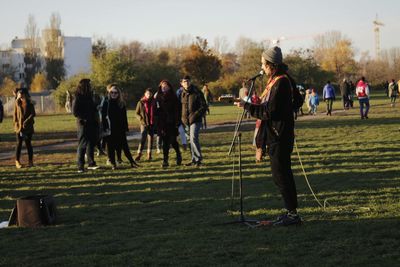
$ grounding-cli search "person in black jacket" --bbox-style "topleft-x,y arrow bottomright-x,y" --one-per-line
180,75 -> 207,166
101,85 -> 138,170
237,46 -> 301,226
73,79 -> 100,172
154,80 -> 182,168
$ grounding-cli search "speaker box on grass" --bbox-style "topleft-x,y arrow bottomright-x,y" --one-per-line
8,195 -> 57,227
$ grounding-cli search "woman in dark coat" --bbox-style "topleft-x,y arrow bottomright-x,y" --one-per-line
154,80 -> 182,168
102,85 -> 138,170
13,88 -> 35,168
73,79 -> 99,172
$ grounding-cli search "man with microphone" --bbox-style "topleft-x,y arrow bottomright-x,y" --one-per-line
237,46 -> 301,226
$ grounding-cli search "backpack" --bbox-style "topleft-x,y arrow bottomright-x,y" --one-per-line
288,77 -> 304,111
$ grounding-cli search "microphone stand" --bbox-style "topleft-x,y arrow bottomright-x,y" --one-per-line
226,77 -> 260,227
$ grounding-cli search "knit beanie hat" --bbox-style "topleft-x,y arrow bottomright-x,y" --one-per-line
262,46 -> 283,64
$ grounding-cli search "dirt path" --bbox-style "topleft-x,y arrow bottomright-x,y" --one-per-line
0,110 -> 346,161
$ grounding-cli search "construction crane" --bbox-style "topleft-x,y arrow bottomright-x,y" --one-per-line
373,14 -> 384,60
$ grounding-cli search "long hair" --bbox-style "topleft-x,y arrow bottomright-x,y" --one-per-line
75,79 -> 92,97
108,85 -> 125,108
157,80 -> 174,94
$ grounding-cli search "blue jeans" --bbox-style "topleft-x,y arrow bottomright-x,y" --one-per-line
185,122 -> 202,163
358,98 -> 370,118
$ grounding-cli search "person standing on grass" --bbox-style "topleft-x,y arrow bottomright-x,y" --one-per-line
101,85 -> 138,170
13,88 -> 35,169
356,76 -> 370,119
154,80 -> 182,168
73,79 -> 100,172
135,88 -> 154,161
388,79 -> 397,107
180,75 -> 207,167
236,46 -> 301,226
322,81 -> 335,116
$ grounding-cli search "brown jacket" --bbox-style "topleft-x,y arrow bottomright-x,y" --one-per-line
13,99 -> 36,134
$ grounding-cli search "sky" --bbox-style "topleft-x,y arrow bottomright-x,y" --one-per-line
0,0 -> 399,57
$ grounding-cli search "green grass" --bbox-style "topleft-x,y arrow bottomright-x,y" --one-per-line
0,94 -> 400,266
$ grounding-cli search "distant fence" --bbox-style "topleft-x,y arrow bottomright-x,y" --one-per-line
1,95 -> 63,116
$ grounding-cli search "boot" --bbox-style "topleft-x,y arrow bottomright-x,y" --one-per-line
135,153 -> 142,161
28,160 -> 34,167
147,152 -> 152,161
16,160 -> 22,169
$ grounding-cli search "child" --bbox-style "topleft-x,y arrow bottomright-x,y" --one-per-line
309,88 -> 319,115
305,89 -> 312,114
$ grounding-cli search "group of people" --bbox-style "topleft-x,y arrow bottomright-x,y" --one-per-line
71,75 -> 208,172
300,77 -> 371,119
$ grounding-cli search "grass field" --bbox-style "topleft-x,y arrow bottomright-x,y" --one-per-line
0,95 -> 400,266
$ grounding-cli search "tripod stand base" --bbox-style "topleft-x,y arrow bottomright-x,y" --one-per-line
224,215 -> 261,228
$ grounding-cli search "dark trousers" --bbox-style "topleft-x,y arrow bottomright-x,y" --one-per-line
77,132 -> 96,168
137,125 -> 154,154
268,142 -> 298,211
105,135 -> 134,165
16,133 -> 33,161
161,132 -> 181,164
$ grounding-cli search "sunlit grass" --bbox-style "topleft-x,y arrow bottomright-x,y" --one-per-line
0,92 -> 399,265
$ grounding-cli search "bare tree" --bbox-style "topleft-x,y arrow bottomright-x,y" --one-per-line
24,14 -> 41,87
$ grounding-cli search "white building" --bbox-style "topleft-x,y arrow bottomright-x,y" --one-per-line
0,45 -> 25,83
0,33 -> 92,85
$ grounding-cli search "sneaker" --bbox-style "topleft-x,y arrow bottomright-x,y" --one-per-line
135,153 -> 142,161
77,168 -> 84,173
111,165 -> 117,170
87,165 -> 100,170
273,213 -> 302,226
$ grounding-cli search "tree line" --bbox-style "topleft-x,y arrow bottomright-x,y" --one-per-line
2,13 -> 400,107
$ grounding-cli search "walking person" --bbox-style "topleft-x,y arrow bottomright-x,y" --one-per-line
305,88 -> 312,114
309,88 -> 319,115
153,80 -> 182,168
135,88 -> 154,161
236,46 -> 301,226
322,81 -> 335,116
13,88 -> 35,168
101,85 -> 138,170
340,78 -> 350,110
388,79 -> 397,107
356,76 -> 370,119
180,75 -> 207,166
73,79 -> 100,172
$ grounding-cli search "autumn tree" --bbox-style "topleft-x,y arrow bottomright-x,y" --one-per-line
313,31 -> 357,81
284,48 -> 334,90
30,73 -> 49,92
0,77 -> 18,96
182,37 -> 222,86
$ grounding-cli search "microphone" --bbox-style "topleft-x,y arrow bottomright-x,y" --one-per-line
247,70 -> 264,82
